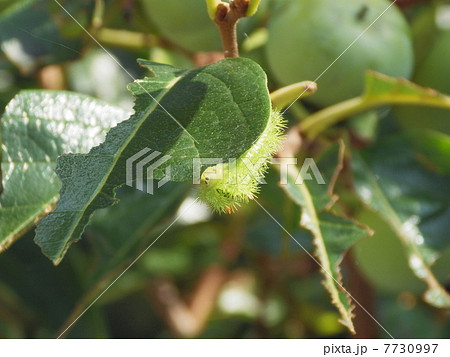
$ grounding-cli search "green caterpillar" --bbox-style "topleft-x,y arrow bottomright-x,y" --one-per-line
199,109 -> 285,213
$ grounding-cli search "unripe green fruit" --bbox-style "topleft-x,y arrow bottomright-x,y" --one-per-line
266,0 -> 414,107
140,0 -> 266,53
395,30 -> 450,134
140,0 -> 221,52
408,4 -> 439,68
353,210 -> 426,295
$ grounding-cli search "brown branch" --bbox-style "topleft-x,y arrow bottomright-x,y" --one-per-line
344,251 -> 378,338
147,265 -> 228,338
187,265 -> 228,323
147,217 -> 244,337
38,65 -> 66,90
214,0 -> 250,57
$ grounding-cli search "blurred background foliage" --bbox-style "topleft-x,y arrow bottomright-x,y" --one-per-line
0,0 -> 449,338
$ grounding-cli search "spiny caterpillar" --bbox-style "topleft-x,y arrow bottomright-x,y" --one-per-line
199,109 -> 285,213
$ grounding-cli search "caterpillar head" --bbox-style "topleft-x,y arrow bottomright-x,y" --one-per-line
199,164 -> 240,214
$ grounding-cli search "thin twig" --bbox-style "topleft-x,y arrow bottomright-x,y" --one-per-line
214,0 -> 250,57
148,265 -> 228,338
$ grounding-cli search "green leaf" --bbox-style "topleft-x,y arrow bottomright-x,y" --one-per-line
0,229 -> 109,338
352,135 -> 450,308
0,0 -> 92,73
407,130 -> 450,175
35,57 -> 271,264
0,90 -> 127,253
277,144 -> 371,334
87,182 -> 190,287
53,183 -> 190,332
301,71 -> 450,138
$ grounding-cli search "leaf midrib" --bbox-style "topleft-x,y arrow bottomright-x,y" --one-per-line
287,165 -> 354,328
54,69 -> 194,261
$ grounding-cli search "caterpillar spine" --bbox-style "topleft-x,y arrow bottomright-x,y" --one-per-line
199,109 -> 285,213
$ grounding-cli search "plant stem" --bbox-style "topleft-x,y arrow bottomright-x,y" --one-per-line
95,28 -> 158,50
92,0 -> 105,29
301,94 -> 450,139
301,98 -> 365,139
214,0 -> 251,58
344,252 -> 378,338
270,81 -> 317,110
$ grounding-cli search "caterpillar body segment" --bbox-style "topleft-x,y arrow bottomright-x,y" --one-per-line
199,109 -> 285,213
